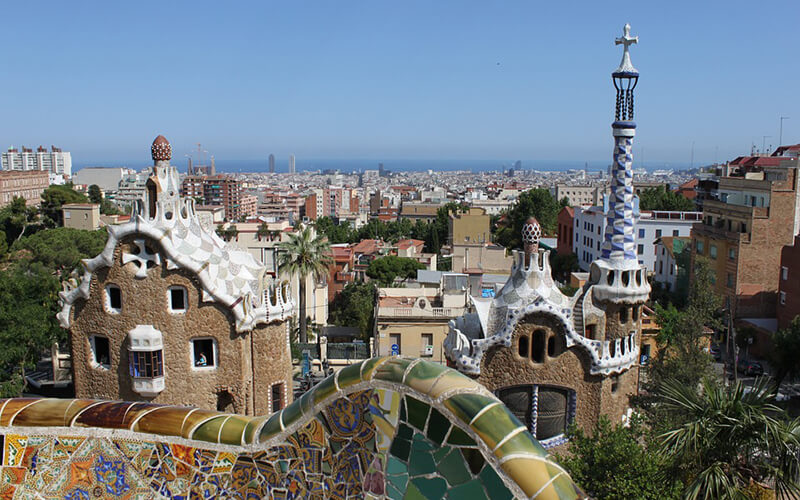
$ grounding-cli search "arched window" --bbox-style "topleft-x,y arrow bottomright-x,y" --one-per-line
518,335 -> 529,358
632,306 -> 639,322
497,385 -> 576,448
619,307 -> 628,323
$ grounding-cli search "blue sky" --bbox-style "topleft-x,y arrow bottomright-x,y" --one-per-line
0,1 -> 797,167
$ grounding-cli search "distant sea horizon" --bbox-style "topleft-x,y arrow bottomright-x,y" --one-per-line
72,158 -> 697,174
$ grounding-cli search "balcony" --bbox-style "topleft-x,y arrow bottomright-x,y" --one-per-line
692,222 -> 751,243
378,306 -> 466,319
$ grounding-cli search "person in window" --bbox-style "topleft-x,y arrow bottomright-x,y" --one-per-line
196,352 -> 207,367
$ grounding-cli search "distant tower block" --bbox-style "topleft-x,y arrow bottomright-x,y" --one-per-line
289,154 -> 296,174
590,23 -> 650,304
269,154 -> 275,174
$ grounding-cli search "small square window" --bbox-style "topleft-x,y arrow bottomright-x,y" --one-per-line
169,286 -> 187,312
271,383 -> 284,412
710,245 -> 717,259
106,285 -> 122,313
782,266 -> 789,280
638,229 -> 645,238
655,229 -> 662,238
726,273 -> 734,288
781,291 -> 787,305
729,248 -> 736,261
673,229 -> 679,236
637,244 -> 644,255
90,335 -> 110,369
191,338 -> 216,368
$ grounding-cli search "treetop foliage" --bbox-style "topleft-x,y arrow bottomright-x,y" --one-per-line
366,255 -> 425,286
494,188 -> 566,250
639,185 -> 695,212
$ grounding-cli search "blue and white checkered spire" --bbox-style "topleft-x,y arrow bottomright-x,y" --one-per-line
601,24 -> 639,264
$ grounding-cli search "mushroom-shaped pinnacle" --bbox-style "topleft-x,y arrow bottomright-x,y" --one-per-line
151,135 -> 172,162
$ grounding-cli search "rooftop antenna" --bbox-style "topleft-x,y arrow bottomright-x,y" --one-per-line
780,116 -> 790,146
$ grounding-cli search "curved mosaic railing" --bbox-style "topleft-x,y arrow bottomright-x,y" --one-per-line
0,357 -> 585,499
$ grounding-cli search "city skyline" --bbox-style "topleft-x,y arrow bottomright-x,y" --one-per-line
1,1 -> 797,166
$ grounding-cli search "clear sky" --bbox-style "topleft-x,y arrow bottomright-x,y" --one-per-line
1,1 -> 797,168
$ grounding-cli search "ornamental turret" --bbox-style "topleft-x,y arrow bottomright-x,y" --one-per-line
589,24 -> 650,304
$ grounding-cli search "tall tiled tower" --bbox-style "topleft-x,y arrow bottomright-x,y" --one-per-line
589,24 -> 650,305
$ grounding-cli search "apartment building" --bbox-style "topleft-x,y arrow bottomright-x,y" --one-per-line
2,145 -> 72,176
0,170 -> 49,206
375,273 -> 470,364
572,197 -> 700,272
181,175 -> 244,221
691,152 -> 799,318
550,184 -> 602,206
304,187 -> 360,221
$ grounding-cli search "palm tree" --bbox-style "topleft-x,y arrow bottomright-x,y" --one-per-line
658,377 -> 800,499
277,225 -> 332,343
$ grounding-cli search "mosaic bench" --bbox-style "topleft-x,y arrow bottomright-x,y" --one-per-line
0,357 -> 585,499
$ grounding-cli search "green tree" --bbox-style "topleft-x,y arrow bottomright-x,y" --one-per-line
0,196 -> 40,246
328,281 -> 377,340
556,416 -> 680,500
0,262 -> 64,397
549,252 -> 579,282
639,186 -> 695,212
315,216 -> 354,244
769,315 -> 800,393
215,224 -> 239,242
366,256 -> 425,286
11,227 -> 108,278
40,185 -> 88,227
87,184 -> 103,204
100,198 -> 121,216
494,188 -> 561,250
278,225 -> 332,343
658,377 -> 800,499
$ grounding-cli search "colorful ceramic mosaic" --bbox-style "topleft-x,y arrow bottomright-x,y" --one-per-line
0,358 -> 585,499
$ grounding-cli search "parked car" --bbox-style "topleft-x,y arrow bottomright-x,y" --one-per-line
709,345 -> 722,361
737,359 -> 764,376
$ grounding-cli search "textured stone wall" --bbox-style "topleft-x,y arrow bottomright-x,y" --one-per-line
602,303 -> 640,341
69,235 -> 292,415
478,314 -> 606,433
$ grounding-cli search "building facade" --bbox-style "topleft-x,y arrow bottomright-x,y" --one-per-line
58,136 -> 294,416
181,175 -> 245,221
0,170 -> 49,206
73,167 -> 131,193
691,152 -> 799,318
550,184 -> 603,206
444,26 -> 649,448
62,203 -> 101,231
2,145 -> 72,176
653,236 -> 690,292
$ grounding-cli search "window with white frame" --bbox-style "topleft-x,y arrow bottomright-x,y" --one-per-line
191,338 -> 216,369
168,286 -> 188,312
781,291 -> 786,305
89,335 -> 110,369
105,285 -> 122,313
782,266 -> 789,280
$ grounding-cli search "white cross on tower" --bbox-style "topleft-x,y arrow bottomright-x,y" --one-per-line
614,23 -> 638,74
122,239 -> 162,279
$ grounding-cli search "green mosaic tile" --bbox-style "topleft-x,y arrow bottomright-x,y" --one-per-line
387,456 -> 408,475
360,356 -> 390,380
403,360 -> 449,396
405,396 -> 430,431
425,369 -> 478,399
309,375 -> 337,406
410,477 -> 448,500
217,415 -> 249,446
386,482 -> 404,500
460,448 -> 485,475
297,388 -> 314,415
403,481 -> 426,500
390,437 -> 411,462
408,448 -> 435,476
336,362 -> 363,389
493,429 -> 542,459
242,415 -> 268,444
411,430 -> 435,452
399,397 -> 407,421
387,470 -> 409,493
397,422 -> 414,441
470,404 -> 525,450
551,473 -> 586,499
479,464 -> 514,500
191,415 -> 229,442
446,479 -> 490,500
446,426 -> 476,447
432,445 -> 451,463
373,357 -> 414,384
442,394 -> 497,426
425,408 -> 450,445
437,449 -> 471,486
280,397 -> 304,427
257,413 -> 283,441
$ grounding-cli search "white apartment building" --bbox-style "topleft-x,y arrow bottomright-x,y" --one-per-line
2,146 -> 72,176
572,197 -> 701,273
551,184 -> 603,207
653,236 -> 690,292
114,171 -> 149,207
